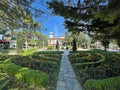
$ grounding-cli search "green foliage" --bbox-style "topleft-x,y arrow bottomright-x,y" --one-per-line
85,77 -> 120,90
0,55 -> 12,61
72,53 -> 105,66
34,51 -> 63,54
70,53 -> 102,63
2,44 -> 9,49
69,51 -> 120,89
4,58 -> 49,88
77,32 -> 91,48
16,32 -> 25,54
0,79 -> 9,90
47,46 -> 55,50
12,51 -> 62,89
63,32 -> 73,46
90,49 -> 105,52
0,0 -> 43,34
21,48 -> 36,56
29,38 -> 36,45
47,0 -> 120,49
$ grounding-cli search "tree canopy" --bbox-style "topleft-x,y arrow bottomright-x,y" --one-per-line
0,0 -> 43,34
47,0 -> 120,50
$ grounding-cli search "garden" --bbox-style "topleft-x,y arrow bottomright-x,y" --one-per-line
69,49 -> 120,90
0,51 -> 63,90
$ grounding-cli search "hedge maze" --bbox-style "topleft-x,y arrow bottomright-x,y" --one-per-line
69,51 -> 120,90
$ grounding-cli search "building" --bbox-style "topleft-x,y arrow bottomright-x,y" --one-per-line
48,32 -> 64,49
9,40 -> 16,48
0,40 -> 9,48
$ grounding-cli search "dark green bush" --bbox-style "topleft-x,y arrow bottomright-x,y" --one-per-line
3,44 -> 9,49
85,76 -> 120,90
12,55 -> 60,74
34,51 -> 63,54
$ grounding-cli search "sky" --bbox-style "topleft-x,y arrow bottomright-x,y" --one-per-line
0,0 -> 66,40
32,0 -> 66,38
0,35 -> 2,39
40,15 -> 66,38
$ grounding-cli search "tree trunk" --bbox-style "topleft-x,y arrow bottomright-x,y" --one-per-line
101,40 -> 109,52
72,37 -> 77,52
104,46 -> 107,51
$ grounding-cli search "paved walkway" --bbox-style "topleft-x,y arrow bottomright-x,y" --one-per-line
56,50 -> 83,90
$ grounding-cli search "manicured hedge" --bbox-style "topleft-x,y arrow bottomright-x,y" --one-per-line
12,55 -> 60,74
32,54 -> 61,62
85,76 -> 120,90
34,51 -> 63,54
0,55 -> 15,61
69,51 -> 120,90
47,46 -> 55,50
74,53 -> 105,66
4,58 -> 49,88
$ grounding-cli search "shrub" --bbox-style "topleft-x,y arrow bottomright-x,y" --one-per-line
47,46 -> 55,50
34,51 -> 63,54
3,44 -> 9,49
4,58 -> 49,88
85,76 -> 120,90
74,53 -> 105,67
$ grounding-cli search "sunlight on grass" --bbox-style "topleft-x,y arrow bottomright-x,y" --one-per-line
21,48 -> 36,56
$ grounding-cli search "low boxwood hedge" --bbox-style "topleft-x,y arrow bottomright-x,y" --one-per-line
34,51 -> 63,54
74,53 -> 105,67
85,76 -> 120,90
4,58 -> 49,88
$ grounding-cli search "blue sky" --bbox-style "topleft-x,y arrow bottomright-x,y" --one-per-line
32,0 -> 66,38
0,0 -> 66,40
40,15 -> 66,38
0,34 -> 2,39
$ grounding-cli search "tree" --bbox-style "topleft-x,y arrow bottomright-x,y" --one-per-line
77,32 -> 91,49
72,35 -> 77,51
56,40 -> 59,50
16,29 -> 47,53
34,32 -> 48,48
0,0 -> 43,34
47,0 -> 120,51
62,32 -> 73,47
16,32 -> 25,54
116,39 -> 120,51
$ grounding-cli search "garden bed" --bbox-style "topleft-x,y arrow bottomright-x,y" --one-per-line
0,51 -> 63,90
69,50 -> 120,90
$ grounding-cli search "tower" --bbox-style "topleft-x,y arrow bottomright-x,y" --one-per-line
49,32 -> 53,38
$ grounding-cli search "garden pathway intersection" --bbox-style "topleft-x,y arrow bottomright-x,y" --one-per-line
56,50 -> 83,90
